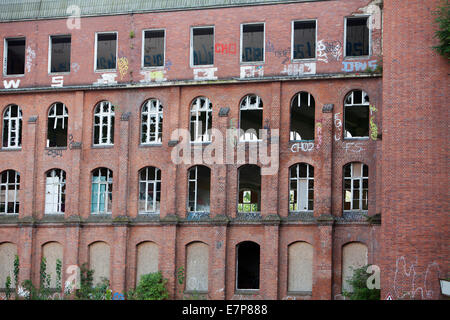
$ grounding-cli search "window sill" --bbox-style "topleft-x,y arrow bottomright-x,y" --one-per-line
139,143 -> 163,148
141,66 -> 165,70
343,137 -> 369,140
289,140 -> 314,143
240,61 -> 265,66
238,139 -> 262,143
3,74 -> 25,78
91,144 -> 114,149
45,146 -> 67,150
191,64 -> 215,69
1,147 -> 22,151
49,72 -> 70,76
287,291 -> 312,296
95,69 -> 117,73
291,58 -> 316,63
235,289 -> 260,295
184,290 -> 208,294
343,55 -> 372,60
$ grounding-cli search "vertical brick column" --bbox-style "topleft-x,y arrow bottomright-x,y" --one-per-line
114,112 -> 131,218
17,222 -> 34,284
314,218 -> 334,299
63,220 -> 81,290
21,116 -> 38,219
210,223 -> 228,299
111,223 -> 128,294
262,222 -> 280,299
160,223 -> 177,298
315,104 -> 334,217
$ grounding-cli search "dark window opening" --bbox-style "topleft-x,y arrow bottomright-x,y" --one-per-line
96,33 -> 117,70
192,27 -> 214,66
50,35 -> 71,73
236,241 -> 260,290
238,165 -> 261,213
242,24 -> 264,62
344,90 -> 370,138
290,92 -> 315,141
5,38 -> 25,75
240,95 -> 263,141
47,103 -> 68,147
188,166 -> 211,212
293,21 -> 316,59
143,30 -> 165,67
346,17 -> 369,57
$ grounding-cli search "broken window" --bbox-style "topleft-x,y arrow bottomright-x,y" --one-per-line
192,27 -> 214,66
95,33 -> 117,70
288,242 -> 313,292
289,163 -> 314,212
141,99 -> 163,144
290,92 -> 315,141
188,165 -> 210,213
2,104 -> 22,149
236,241 -> 260,290
47,102 -> 68,147
93,101 -> 115,145
342,242 -> 368,292
0,170 -> 20,214
239,94 -> 263,141
45,169 -> 66,214
344,90 -> 370,138
143,30 -> 165,67
293,21 -> 316,60
91,168 -> 113,214
185,242 -> 209,292
138,166 -> 161,214
50,35 -> 71,73
238,165 -> 261,213
4,38 -> 25,75
241,23 -> 264,63
343,162 -> 368,211
190,97 -> 212,143
345,17 -> 369,57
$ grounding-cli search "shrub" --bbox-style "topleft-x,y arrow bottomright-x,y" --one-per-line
134,271 -> 169,300
343,264 -> 380,300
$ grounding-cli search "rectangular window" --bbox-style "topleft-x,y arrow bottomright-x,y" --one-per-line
96,33 -> 117,71
50,35 -> 71,73
292,21 -> 316,60
4,38 -> 25,75
241,23 -> 264,63
192,27 -> 214,66
345,17 -> 369,57
143,30 -> 165,68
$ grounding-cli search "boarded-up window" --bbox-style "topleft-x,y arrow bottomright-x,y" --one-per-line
96,33 -> 117,70
42,242 -> 63,288
242,24 -> 264,62
192,27 -> 214,66
342,242 -> 368,292
89,242 -> 110,285
143,30 -> 165,67
293,21 -> 316,60
185,242 -> 209,292
346,17 -> 369,57
50,35 -> 71,73
5,38 -> 25,75
136,242 -> 159,284
0,243 -> 17,288
288,242 -> 313,292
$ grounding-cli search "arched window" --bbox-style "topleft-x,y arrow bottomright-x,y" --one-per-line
0,170 -> 20,214
290,92 -> 315,141
187,166 -> 210,213
239,94 -> 263,141
238,165 -> 261,213
42,242 -> 63,288
93,101 -> 115,145
45,169 -> 66,214
190,97 -> 212,142
89,241 -> 110,286
343,163 -> 368,211
2,104 -> 22,149
185,242 -> 209,292
141,99 -> 163,144
342,242 -> 368,292
136,242 -> 159,285
344,90 -> 370,138
47,102 -> 68,147
0,242 -> 17,288
236,241 -> 260,290
138,167 -> 161,214
288,242 -> 313,292
289,163 -> 314,212
91,168 -> 113,214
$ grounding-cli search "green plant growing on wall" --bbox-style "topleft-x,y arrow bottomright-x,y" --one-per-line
433,0 -> 450,59
129,30 -> 135,39
14,254 -> 19,295
133,271 -> 169,300
343,264 -> 380,300
56,259 -> 62,292
5,276 -> 12,300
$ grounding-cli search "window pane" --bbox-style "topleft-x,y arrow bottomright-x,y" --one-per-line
346,17 -> 369,56
51,36 -> 71,73
293,21 -> 316,59
193,28 -> 214,66
97,33 -> 117,70
6,38 -> 25,75
242,24 -> 264,62
144,30 -> 165,67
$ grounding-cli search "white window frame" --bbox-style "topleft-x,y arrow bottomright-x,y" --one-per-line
239,94 -> 263,142
190,97 -> 212,143
291,19 -> 317,62
139,167 -> 161,214
45,169 -> 66,214
93,101 -> 115,146
141,29 -> 166,69
289,163 -> 314,212
3,37 -> 26,77
2,104 -> 22,149
0,170 -> 20,215
47,102 -> 68,148
344,90 -> 370,139
141,99 -> 163,145
48,34 -> 71,75
190,26 -> 215,68
344,15 -> 372,58
187,166 -> 210,213
91,168 -> 113,214
240,22 -> 265,64
94,31 -> 118,72
344,163 -> 368,212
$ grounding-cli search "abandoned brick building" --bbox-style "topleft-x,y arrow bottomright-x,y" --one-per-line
0,0 -> 448,300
